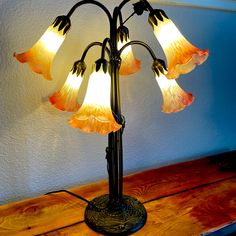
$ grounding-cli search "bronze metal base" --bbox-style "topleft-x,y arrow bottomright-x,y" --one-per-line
84,194 -> 147,235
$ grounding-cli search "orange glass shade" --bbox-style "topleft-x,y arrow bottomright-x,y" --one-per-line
149,11 -> 209,79
117,25 -> 140,76
49,72 -> 83,112
153,59 -> 194,113
69,60 -> 121,135
155,72 -> 194,113
118,38 -> 141,76
14,16 -> 70,80
49,61 -> 86,112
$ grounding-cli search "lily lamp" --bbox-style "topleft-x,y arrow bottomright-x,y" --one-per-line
14,0 -> 208,235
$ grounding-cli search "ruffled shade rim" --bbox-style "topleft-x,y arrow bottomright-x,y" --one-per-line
162,93 -> 195,113
14,51 -> 52,80
69,115 -> 121,135
167,49 -> 209,79
68,105 -> 122,135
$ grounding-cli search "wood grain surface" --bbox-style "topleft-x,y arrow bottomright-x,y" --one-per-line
0,156 -> 235,236
42,179 -> 236,236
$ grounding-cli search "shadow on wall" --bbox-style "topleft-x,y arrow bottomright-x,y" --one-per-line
0,1 -> 48,135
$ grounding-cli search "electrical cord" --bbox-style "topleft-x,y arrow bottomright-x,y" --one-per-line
46,190 -> 91,205
45,190 -> 107,211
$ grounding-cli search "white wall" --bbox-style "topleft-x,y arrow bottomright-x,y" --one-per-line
0,0 -> 235,204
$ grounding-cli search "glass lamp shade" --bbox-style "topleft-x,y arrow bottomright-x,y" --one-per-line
68,60 -> 121,135
118,39 -> 141,76
117,26 -> 141,76
149,10 -> 209,79
153,60 -> 195,113
49,61 -> 86,112
14,16 -> 71,80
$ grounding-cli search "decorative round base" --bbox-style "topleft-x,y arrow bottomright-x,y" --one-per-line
84,194 -> 147,235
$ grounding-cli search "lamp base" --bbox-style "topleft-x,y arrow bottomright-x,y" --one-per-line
84,194 -> 147,235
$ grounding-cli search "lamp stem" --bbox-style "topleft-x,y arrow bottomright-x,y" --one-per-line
107,6 -> 123,203
118,130 -> 124,201
109,68 -> 122,203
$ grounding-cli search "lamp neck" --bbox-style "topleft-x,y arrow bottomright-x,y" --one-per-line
107,6 -> 124,203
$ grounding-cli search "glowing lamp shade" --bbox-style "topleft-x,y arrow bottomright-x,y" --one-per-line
14,16 -> 71,80
153,60 -> 194,113
117,26 -> 140,76
118,39 -> 141,76
49,61 -> 86,112
69,60 -> 121,135
149,10 -> 209,79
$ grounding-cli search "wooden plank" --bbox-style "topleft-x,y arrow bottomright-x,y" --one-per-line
0,194 -> 86,236
70,156 -> 236,203
135,178 -> 236,236
123,157 -> 236,202
42,178 -> 236,236
0,156 -> 235,235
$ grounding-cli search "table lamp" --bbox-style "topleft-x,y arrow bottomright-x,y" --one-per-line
14,0 -> 208,235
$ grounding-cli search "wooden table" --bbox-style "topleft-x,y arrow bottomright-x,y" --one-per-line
0,152 -> 236,236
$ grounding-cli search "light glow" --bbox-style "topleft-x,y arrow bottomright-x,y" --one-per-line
153,19 -> 182,51
40,26 -> 65,53
83,69 -> 111,107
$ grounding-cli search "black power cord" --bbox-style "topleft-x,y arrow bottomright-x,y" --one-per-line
45,190 -> 108,211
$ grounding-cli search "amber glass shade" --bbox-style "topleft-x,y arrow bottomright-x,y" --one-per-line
49,72 -> 83,112
49,61 -> 86,112
153,60 -> 194,113
118,39 -> 141,76
14,16 -> 70,80
69,60 -> 121,135
117,26 -> 140,76
149,11 -> 209,79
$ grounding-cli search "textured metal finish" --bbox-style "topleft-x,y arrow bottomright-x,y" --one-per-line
85,194 -> 147,235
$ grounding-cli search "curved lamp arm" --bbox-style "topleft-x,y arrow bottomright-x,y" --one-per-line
81,42 -> 110,61
67,0 -> 112,23
118,40 -> 157,60
118,0 -> 131,11
101,38 -> 111,59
